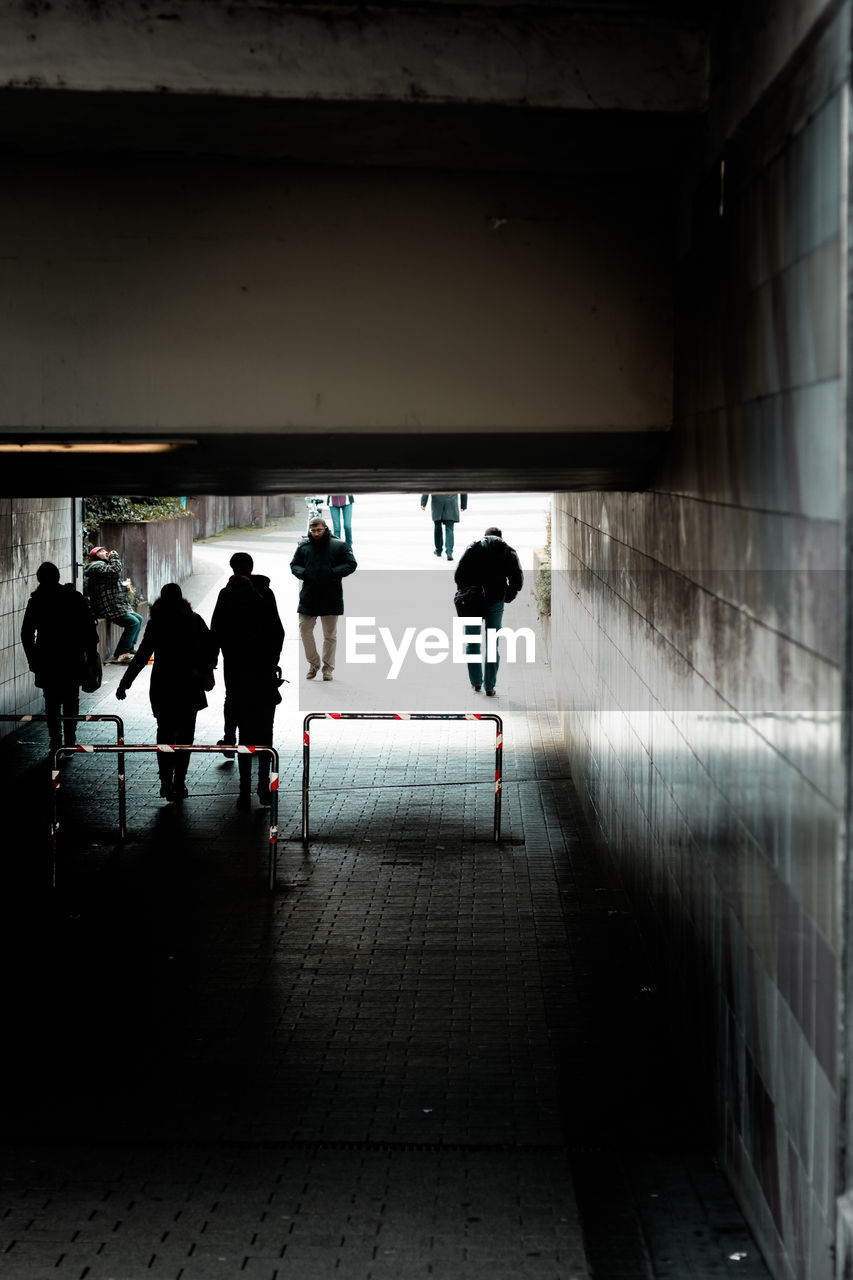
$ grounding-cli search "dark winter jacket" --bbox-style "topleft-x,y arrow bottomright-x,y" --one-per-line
21,582 -> 98,689
290,528 -> 357,616
119,599 -> 217,719
421,493 -> 467,522
210,573 -> 285,700
454,536 -> 524,606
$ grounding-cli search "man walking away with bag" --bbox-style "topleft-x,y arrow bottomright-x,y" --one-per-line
210,552 -> 285,808
21,561 -> 99,754
454,526 -> 523,697
290,517 -> 357,682
83,545 -> 143,664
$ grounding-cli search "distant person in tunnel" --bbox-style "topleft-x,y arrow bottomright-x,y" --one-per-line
21,561 -> 99,754
326,493 -> 355,548
290,517 -> 357,682
454,526 -> 523,697
115,583 -> 217,801
83,545 -> 143,664
420,493 -> 467,560
210,552 -> 285,808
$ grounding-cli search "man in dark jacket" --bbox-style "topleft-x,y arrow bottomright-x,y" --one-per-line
290,517 -> 357,681
454,526 -> 524,697
21,561 -> 99,752
210,552 -> 285,807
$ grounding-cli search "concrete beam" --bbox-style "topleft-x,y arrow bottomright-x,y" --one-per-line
0,1 -> 708,112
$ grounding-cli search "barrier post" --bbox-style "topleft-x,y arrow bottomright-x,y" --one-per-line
1,714 -> 126,840
48,743 -> 279,890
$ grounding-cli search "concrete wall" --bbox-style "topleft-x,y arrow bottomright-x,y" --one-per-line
0,162 -> 672,436
552,5 -> 847,1278
0,497 -> 79,724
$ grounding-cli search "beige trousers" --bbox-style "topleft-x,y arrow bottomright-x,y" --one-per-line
299,614 -> 338,673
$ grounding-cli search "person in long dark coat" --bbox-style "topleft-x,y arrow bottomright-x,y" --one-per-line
20,561 -> 99,753
115,583 -> 217,801
420,493 -> 468,560
210,552 -> 285,808
289,517 -> 357,681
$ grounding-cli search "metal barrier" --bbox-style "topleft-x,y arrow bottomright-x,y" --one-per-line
302,712 -> 503,842
2,713 -> 127,838
49,743 -> 280,890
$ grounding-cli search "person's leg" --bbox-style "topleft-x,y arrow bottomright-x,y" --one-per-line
255,710 -> 275,803
62,684 -> 80,745
329,505 -> 342,538
433,521 -> 443,555
341,503 -> 353,547
299,615 -> 321,674
483,602 -> 505,693
219,687 -> 237,750
235,707 -> 254,803
320,616 -> 338,675
464,620 -> 484,690
445,521 -> 455,558
43,685 -> 62,752
171,711 -> 197,795
155,717 -> 176,796
114,611 -> 143,658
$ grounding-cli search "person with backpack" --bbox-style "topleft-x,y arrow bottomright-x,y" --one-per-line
453,526 -> 523,697
20,561 -> 99,754
115,583 -> 218,801
210,552 -> 285,808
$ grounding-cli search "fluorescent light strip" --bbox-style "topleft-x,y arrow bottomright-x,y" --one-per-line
0,441 -> 194,454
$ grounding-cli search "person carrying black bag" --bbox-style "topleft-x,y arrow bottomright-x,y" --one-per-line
454,526 -> 523,697
20,561 -> 99,755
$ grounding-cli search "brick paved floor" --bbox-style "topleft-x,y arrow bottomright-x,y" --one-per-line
0,508 -> 769,1279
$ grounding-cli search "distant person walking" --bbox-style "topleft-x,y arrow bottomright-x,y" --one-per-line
454,526 -> 523,697
210,552 -> 285,808
83,545 -> 142,664
20,561 -> 99,754
290,517 -> 357,682
115,584 -> 218,801
326,494 -> 355,548
420,493 -> 467,560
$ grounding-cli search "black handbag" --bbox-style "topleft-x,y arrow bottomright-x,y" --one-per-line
80,651 -> 103,693
453,584 -> 487,617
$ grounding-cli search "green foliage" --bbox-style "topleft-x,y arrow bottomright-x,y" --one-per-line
536,561 -> 551,617
82,496 -> 189,551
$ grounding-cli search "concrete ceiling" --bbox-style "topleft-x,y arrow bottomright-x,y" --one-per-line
0,0 -> 705,494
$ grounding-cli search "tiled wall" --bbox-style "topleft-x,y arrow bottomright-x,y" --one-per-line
553,36 -> 844,1280
0,498 -> 78,728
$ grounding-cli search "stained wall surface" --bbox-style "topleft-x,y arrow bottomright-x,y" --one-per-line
552,8 -> 847,1279
0,498 -> 78,721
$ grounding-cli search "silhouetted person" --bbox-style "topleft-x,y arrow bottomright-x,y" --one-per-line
420,493 -> 467,560
21,561 -> 99,754
115,583 -> 217,801
210,552 -> 284,808
454,526 -> 523,696
290,517 -> 357,681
